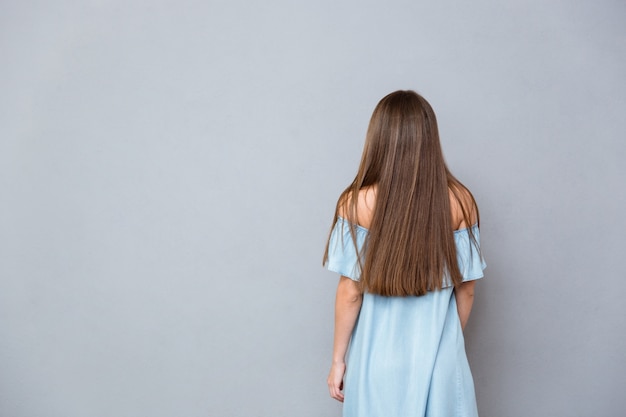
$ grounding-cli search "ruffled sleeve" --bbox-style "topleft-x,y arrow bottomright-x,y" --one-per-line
325,217 -> 368,281
453,224 -> 487,282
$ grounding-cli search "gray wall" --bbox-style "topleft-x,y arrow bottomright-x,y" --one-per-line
1,1 -> 625,416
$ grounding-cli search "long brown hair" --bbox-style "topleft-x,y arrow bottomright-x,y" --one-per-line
323,90 -> 479,296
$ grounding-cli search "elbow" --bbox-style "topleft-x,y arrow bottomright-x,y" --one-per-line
346,292 -> 362,304
457,281 -> 477,299
462,289 -> 475,298
457,290 -> 474,300
341,286 -> 362,304
338,277 -> 363,305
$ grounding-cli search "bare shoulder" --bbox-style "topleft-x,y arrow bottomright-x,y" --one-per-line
337,186 -> 376,229
449,184 -> 478,230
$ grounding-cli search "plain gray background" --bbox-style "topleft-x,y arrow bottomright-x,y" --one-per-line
1,1 -> 625,416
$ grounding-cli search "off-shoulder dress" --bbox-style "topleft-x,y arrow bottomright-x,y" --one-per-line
326,217 -> 486,417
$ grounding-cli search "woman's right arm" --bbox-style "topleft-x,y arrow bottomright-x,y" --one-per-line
327,187 -> 371,401
327,276 -> 362,402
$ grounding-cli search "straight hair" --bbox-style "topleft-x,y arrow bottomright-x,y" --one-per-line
323,90 -> 479,296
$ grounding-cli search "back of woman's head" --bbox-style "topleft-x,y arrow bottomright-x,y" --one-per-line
358,90 -> 446,191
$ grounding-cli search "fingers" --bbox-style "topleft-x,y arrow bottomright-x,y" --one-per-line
327,363 -> 346,402
328,381 -> 344,402
327,376 -> 345,402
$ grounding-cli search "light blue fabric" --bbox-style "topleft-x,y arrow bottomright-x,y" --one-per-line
325,217 -> 486,417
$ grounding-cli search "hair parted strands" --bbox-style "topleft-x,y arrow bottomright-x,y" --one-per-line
323,90 -> 480,297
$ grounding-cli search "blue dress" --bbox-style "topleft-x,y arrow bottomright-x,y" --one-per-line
326,217 -> 486,417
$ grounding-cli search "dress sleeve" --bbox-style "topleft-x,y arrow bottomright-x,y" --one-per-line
454,225 -> 487,282
325,217 -> 368,281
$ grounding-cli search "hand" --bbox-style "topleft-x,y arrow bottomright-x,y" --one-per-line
327,362 -> 346,402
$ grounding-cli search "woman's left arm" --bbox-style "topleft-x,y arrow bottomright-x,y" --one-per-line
455,280 -> 477,331
327,276 -> 363,402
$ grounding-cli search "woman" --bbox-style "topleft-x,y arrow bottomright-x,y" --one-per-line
323,90 -> 486,417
